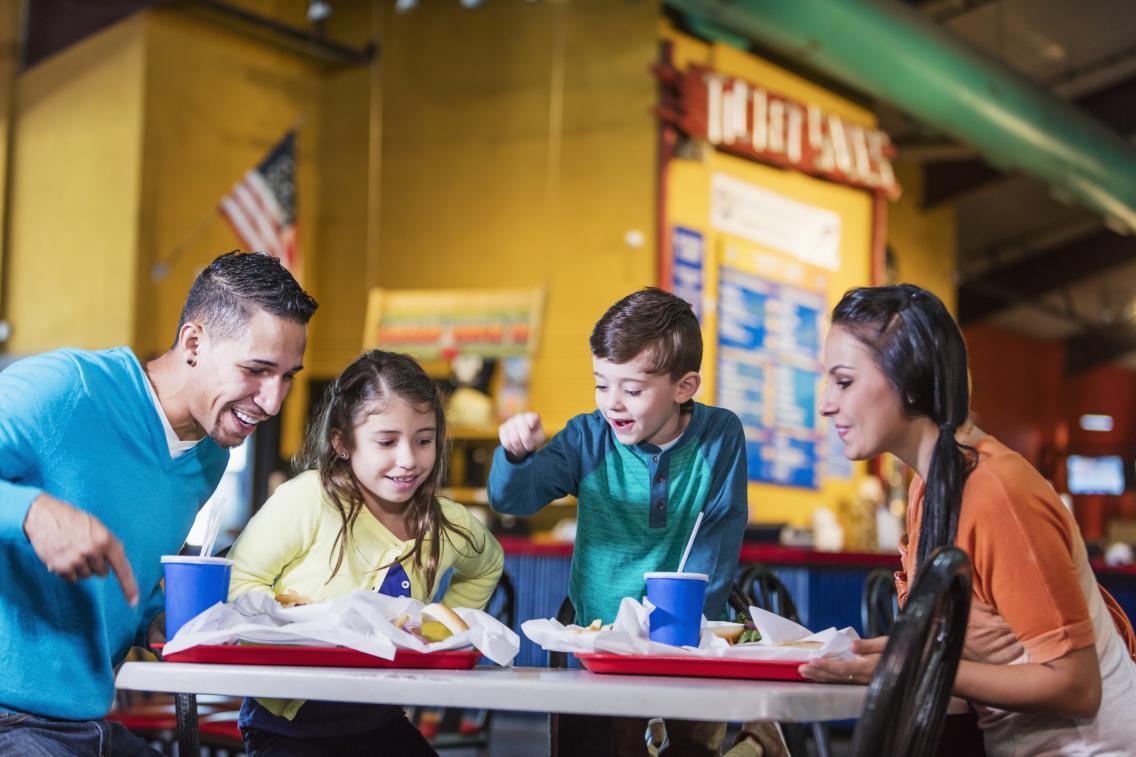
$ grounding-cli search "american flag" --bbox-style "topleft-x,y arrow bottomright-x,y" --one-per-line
219,131 -> 298,272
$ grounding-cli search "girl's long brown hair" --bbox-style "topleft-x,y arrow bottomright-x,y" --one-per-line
299,350 -> 481,595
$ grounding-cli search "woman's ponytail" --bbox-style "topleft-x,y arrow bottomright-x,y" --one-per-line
917,424 -> 969,568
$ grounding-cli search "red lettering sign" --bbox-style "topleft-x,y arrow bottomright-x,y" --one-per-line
661,64 -> 900,199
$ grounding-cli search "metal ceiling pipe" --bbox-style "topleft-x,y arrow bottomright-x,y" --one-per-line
664,0 -> 1136,232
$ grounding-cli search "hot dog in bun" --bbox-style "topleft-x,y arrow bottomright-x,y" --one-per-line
420,602 -> 469,641
394,603 -> 470,643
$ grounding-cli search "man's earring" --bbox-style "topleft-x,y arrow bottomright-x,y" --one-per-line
186,357 -> 196,367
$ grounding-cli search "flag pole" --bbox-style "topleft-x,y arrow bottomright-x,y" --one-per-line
150,207 -> 221,282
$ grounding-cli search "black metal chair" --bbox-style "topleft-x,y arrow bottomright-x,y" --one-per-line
861,567 -> 900,637
548,594 -> 577,670
730,563 -> 829,757
851,546 -> 972,757
732,563 -> 802,624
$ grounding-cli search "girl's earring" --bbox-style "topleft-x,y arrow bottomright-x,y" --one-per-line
339,451 -> 349,460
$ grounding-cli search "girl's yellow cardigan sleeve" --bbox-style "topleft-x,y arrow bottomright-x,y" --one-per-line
435,497 -> 505,611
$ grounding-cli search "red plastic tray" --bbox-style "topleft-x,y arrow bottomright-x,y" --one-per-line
154,643 -> 480,670
575,653 -> 810,682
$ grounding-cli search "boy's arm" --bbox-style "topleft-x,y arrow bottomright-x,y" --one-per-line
439,516 -> 505,611
682,413 -> 749,620
488,420 -> 583,516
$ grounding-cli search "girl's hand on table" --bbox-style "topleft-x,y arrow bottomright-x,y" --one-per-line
799,636 -> 888,684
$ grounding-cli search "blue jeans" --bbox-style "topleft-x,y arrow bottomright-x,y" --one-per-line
0,711 -> 161,757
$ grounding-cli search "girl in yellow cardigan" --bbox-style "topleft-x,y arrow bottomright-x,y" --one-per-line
227,350 -> 504,757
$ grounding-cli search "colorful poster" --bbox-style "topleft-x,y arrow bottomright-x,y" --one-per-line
363,288 -> 546,360
716,249 -> 827,489
710,172 -> 842,271
671,226 -> 705,320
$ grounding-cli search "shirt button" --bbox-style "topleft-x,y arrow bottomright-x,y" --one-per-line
655,502 -> 665,511
652,455 -> 659,463
655,475 -> 665,484
401,580 -> 410,589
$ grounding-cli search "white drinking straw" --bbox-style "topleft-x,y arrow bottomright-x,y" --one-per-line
676,511 -> 705,573
199,496 -> 226,559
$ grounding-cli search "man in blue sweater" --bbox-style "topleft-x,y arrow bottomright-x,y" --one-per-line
490,287 -> 748,755
0,252 -> 316,755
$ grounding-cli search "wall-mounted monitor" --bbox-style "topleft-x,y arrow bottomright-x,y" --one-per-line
1066,455 -> 1126,495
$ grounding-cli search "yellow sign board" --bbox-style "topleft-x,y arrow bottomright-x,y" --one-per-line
362,287 -> 546,360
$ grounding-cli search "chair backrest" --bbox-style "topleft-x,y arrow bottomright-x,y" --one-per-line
861,567 -> 900,637
851,547 -> 972,757
549,595 -> 576,669
734,563 -> 801,624
485,570 -> 516,628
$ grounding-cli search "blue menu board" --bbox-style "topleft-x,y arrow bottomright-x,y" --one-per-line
716,265 -> 825,489
672,226 -> 704,320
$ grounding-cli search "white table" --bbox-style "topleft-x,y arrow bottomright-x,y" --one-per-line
116,662 -> 870,723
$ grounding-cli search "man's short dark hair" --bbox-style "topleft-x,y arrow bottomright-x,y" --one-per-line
174,251 -> 318,346
589,287 -> 702,380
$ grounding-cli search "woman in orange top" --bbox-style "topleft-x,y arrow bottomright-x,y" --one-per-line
800,284 -> 1136,756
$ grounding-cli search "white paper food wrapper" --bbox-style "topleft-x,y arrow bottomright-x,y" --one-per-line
163,590 -> 520,667
521,598 -> 858,661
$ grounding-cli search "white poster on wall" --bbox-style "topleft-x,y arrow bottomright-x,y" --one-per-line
709,173 -> 842,271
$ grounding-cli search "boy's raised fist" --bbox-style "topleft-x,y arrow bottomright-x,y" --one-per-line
499,412 -> 546,462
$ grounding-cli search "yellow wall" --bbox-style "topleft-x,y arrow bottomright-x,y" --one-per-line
137,8 -> 325,452
2,4 -> 956,507
6,16 -> 147,351
662,26 -> 879,526
138,0 -> 659,445
0,0 -> 21,315
374,0 -> 659,432
5,6 -> 331,452
887,162 -> 957,311
136,8 -> 323,358
307,0 -> 373,379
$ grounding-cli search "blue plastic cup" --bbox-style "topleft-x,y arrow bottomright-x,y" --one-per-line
645,571 -> 708,647
161,556 -> 233,639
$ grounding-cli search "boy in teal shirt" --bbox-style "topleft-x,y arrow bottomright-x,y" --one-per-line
489,287 -> 748,755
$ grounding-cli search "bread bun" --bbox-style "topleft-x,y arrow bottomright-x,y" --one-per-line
421,603 -> 470,635
569,618 -> 611,634
709,624 -> 744,645
275,589 -> 314,608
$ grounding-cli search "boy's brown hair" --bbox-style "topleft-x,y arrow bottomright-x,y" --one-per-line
589,287 -> 702,380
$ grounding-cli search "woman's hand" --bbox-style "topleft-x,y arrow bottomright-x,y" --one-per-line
799,636 -> 888,684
